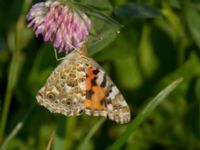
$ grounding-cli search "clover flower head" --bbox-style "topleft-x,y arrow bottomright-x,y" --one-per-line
27,0 -> 91,53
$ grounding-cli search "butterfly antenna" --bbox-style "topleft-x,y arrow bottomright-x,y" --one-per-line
54,49 -> 65,61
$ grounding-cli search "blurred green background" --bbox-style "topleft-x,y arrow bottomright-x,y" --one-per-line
0,0 -> 200,149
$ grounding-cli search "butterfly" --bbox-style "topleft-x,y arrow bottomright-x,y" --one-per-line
36,45 -> 130,124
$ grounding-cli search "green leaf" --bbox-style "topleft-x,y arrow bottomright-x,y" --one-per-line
77,0 -> 113,11
114,3 -> 162,19
88,25 -> 120,55
138,25 -> 159,78
74,0 -> 121,55
108,78 -> 183,150
186,6 -> 200,49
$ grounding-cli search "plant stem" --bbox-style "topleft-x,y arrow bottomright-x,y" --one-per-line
0,53 -> 19,142
0,87 -> 13,142
0,16 -> 25,143
78,118 -> 105,150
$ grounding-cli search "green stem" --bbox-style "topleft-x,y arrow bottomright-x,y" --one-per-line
0,16 -> 24,143
53,116 -> 66,150
78,118 -> 105,150
0,87 -> 13,142
0,52 -> 23,142
64,118 -> 77,150
0,54 -> 18,142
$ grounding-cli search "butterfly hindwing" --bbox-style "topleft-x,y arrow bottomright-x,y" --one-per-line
36,50 -> 87,116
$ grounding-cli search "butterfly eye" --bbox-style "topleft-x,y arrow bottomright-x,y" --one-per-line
47,92 -> 56,100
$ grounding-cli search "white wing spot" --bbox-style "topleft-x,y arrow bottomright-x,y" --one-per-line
96,73 -> 104,85
78,82 -> 85,91
64,85 -> 72,93
107,104 -> 113,110
109,86 -> 119,99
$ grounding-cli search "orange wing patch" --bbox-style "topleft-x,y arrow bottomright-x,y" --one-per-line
84,66 -> 106,110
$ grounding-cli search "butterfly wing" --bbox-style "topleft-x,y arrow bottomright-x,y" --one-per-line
83,58 -> 131,124
36,49 -> 130,124
36,50 -> 88,116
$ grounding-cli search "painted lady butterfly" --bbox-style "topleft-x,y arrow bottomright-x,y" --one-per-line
36,45 -> 130,124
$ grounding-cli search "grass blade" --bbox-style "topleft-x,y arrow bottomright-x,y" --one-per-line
78,118 -> 105,150
108,78 -> 183,150
0,105 -> 35,149
0,122 -> 23,150
46,130 -> 55,150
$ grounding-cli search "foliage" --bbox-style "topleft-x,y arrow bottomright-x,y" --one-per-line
0,0 -> 200,149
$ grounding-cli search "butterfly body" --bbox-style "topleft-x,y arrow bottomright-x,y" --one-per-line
36,47 -> 131,124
